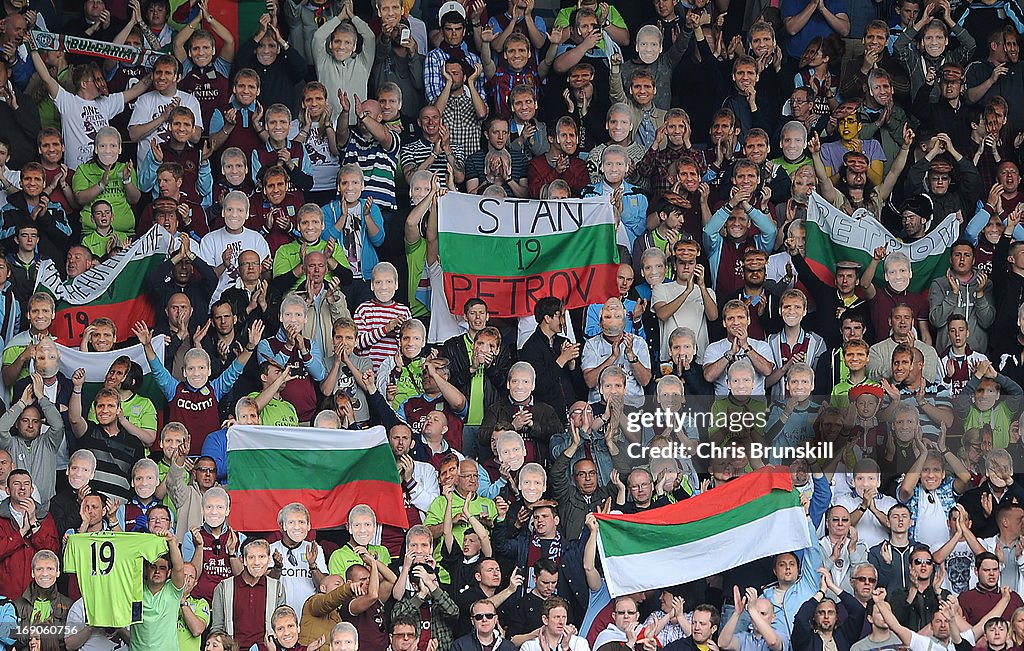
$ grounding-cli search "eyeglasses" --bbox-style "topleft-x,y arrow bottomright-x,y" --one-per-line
195,467 -> 217,474
570,407 -> 593,416
614,610 -> 638,616
912,559 -> 934,566
392,632 -> 417,640
458,473 -> 478,478
852,576 -> 878,584
830,517 -> 850,523
473,613 -> 497,620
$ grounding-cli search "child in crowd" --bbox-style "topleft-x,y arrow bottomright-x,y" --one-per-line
355,262 -> 413,371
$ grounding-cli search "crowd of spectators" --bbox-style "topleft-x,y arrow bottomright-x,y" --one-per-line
8,0 -> 1024,648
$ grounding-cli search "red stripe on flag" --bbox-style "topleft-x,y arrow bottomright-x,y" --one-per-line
805,258 -> 836,288
53,297 -> 156,347
229,480 -> 410,532
595,467 -> 796,526
443,263 -> 619,318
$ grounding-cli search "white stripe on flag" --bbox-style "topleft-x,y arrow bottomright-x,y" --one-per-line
597,506 -> 812,597
438,192 -> 616,238
227,425 -> 388,452
56,339 -> 165,382
806,192 -> 960,264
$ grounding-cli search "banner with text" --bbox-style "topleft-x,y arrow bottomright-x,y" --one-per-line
36,226 -> 171,346
31,30 -> 163,67
804,192 -> 959,292
437,193 -> 620,317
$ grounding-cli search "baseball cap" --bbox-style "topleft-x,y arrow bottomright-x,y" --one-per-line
438,0 -> 466,21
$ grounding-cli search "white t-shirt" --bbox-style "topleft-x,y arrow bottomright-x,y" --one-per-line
288,121 -> 339,192
54,87 -> 126,168
910,630 -> 974,651
581,332 -> 652,406
521,635 -> 591,651
269,539 -> 328,615
651,280 -> 716,361
199,228 -> 272,302
66,598 -> 124,650
129,90 -> 204,168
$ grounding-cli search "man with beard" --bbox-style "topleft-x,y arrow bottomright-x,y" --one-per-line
928,242 -> 995,353
723,249 -> 783,339
0,373 -> 65,501
792,572 -> 866,651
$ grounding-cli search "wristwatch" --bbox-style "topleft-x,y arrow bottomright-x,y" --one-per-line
359,111 -> 371,120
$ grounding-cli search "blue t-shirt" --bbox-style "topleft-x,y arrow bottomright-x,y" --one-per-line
780,0 -> 852,58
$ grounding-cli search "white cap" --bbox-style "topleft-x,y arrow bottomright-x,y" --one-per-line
438,0 -> 466,21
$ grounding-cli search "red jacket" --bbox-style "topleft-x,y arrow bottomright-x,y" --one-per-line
0,501 -> 59,598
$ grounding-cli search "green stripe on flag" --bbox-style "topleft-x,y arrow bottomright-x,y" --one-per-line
229,444 -> 401,491
599,490 -> 800,557
437,226 -> 618,276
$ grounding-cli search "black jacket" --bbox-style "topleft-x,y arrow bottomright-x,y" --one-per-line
792,592 -> 866,651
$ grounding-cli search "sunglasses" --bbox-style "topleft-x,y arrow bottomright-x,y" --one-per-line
852,576 -> 877,584
473,613 -> 497,621
912,559 -> 933,566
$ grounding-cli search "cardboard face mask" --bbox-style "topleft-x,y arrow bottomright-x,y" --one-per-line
885,262 -> 912,292
497,439 -> 526,472
519,470 -> 546,503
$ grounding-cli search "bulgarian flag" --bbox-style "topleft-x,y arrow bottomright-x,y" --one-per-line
36,226 -> 171,347
437,192 -> 620,318
595,469 -> 811,597
804,191 -> 958,293
55,340 -> 167,415
227,425 -> 409,532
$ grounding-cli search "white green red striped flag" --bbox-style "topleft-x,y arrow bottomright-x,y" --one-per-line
226,425 -> 409,532
595,470 -> 811,597
56,340 -> 167,413
36,225 -> 171,347
437,192 -> 619,318
804,191 -> 959,293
